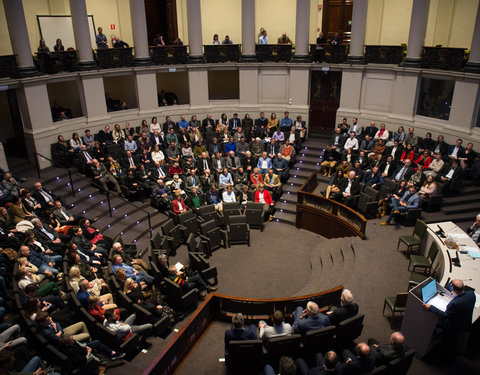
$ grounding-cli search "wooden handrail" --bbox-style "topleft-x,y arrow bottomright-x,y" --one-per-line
143,286 -> 343,375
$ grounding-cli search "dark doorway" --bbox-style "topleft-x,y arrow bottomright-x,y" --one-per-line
309,70 -> 342,131
321,0 -> 353,43
145,0 -> 178,45
2,89 -> 28,159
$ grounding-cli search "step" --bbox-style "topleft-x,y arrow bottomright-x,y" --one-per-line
299,144 -> 326,152
279,194 -> 297,205
282,184 -> 298,194
441,194 -> 480,207
441,203 -> 480,215
290,169 -> 315,178
273,211 -> 296,225
296,154 -> 325,163
325,245 -> 345,289
293,163 -> 319,173
340,242 -> 356,287
295,159 -> 323,168
422,211 -> 475,224
275,201 -> 297,215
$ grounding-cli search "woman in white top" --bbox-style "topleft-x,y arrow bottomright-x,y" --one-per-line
69,132 -> 83,151
151,144 -> 165,163
150,116 -> 161,133
212,34 -> 220,45
374,123 -> 389,143
112,123 -> 126,144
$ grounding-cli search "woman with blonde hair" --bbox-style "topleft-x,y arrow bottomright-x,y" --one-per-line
68,266 -> 107,295
124,278 -> 144,304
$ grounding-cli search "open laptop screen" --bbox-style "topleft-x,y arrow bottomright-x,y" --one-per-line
422,279 -> 437,303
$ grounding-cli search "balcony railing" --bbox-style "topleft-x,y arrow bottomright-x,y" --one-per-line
204,44 -> 240,63
422,47 -> 467,71
150,46 -> 188,65
256,44 -> 292,62
310,44 -> 347,63
95,47 -> 134,69
35,51 -> 79,74
365,45 -> 404,64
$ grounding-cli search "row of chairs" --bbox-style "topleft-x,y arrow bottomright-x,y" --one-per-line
226,314 -> 365,373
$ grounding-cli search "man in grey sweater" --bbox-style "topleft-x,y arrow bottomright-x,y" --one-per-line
258,310 -> 293,339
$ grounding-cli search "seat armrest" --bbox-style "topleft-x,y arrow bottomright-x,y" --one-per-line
182,288 -> 199,308
201,266 -> 218,285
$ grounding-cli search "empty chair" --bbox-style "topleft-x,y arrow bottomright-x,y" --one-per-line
408,241 -> 439,275
383,178 -> 397,191
222,207 -> 243,226
186,232 -> 210,257
163,277 -> 198,312
223,202 -> 241,211
200,219 -> 228,253
132,303 -> 171,336
197,204 -> 220,225
397,219 -> 427,254
227,215 -> 250,246
161,218 -> 185,254
408,272 -> 429,290
388,349 -> 415,375
302,325 -> 336,359
266,334 -> 302,365
226,340 -> 264,373
335,314 -> 364,348
245,202 -> 265,231
356,192 -> 378,219
383,293 -> 408,328
177,210 -> 200,235
188,252 -> 219,286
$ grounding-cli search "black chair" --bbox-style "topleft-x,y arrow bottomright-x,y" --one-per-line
132,303 -> 171,336
335,314 -> 364,348
388,349 -> 415,375
383,178 -> 397,191
186,232 -> 210,257
356,192 -> 378,219
266,334 -> 302,365
197,204 -> 220,225
161,218 -> 185,254
163,277 -> 198,312
226,340 -> 264,373
222,207 -> 243,226
200,219 -> 228,252
245,202 -> 264,231
177,210 -> 201,235
302,325 -> 336,358
227,215 -> 251,246
188,252 -> 219,286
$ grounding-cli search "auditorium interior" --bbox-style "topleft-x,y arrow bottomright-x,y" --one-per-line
0,0 -> 480,374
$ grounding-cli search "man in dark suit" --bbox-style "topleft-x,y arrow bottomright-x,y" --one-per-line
228,113 -> 241,133
292,301 -> 330,334
52,200 -> 84,226
254,112 -> 268,138
201,113 -> 216,133
367,332 -> 406,366
438,160 -> 463,196
196,152 -> 212,175
425,279 -> 476,361
431,135 -> 448,158
32,182 -> 58,209
208,138 -> 223,156
343,343 -> 375,374
78,145 -> 94,169
32,218 -> 65,250
327,289 -> 359,326
163,116 -> 176,134
224,313 -> 256,347
385,140 -> 404,161
296,351 -> 344,375
363,121 -> 378,140
151,161 -> 169,181
392,159 -> 415,182
98,125 -> 113,145
333,171 -> 361,208
122,150 -> 139,170
379,155 -> 397,178
447,138 -> 466,161
330,127 -> 346,154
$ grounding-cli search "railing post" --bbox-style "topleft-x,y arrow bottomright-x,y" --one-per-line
106,190 -> 113,217
147,212 -> 152,238
67,170 -> 75,197
32,152 -> 41,179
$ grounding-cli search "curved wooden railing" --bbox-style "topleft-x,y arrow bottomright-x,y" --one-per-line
143,286 -> 343,375
296,171 -> 367,239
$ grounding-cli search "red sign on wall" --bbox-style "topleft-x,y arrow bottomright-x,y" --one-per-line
110,24 -> 116,30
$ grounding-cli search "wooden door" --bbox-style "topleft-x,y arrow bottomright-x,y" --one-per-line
321,0 -> 353,43
309,71 -> 342,131
145,0 -> 178,45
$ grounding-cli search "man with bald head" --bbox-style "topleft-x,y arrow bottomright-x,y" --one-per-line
296,350 -> 342,375
343,342 -> 375,374
368,331 -> 406,366
333,171 -> 361,207
292,301 -> 330,334
424,279 -> 475,359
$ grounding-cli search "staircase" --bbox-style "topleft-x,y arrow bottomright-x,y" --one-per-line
421,180 -> 480,231
274,131 -> 331,225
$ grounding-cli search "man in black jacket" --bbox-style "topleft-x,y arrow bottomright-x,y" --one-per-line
327,289 -> 359,325
367,332 -> 406,366
333,171 -> 361,208
438,160 -> 463,196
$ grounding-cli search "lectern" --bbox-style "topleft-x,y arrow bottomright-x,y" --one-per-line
401,277 -> 452,357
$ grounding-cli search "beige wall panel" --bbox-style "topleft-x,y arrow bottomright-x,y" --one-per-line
135,71 -> 159,112
338,69 -> 362,113
176,0 -> 188,45
289,67 -> 309,107
448,79 -> 477,131
379,0 -> 412,45
201,0 -> 241,45
255,0 -> 296,45
188,69 -> 208,107
81,75 -> 107,119
115,0 -> 133,47
239,67 -> 259,105
391,72 -> 418,121
364,0 -> 384,45
425,0 -> 454,47
448,0 -> 478,48
259,69 -> 289,104
0,1 -> 12,55
22,0 -> 51,53
361,72 -> 394,112
22,83 -> 53,129
309,0 -> 323,44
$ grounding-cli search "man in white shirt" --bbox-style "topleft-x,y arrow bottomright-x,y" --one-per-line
258,30 -> 268,44
342,131 -> 359,157
258,310 -> 293,339
349,118 -> 362,137
222,184 -> 236,203
103,310 -> 153,346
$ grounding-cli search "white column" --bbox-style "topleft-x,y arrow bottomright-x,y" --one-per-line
347,0 -> 368,63
241,0 -> 256,60
293,0 -> 311,61
3,0 -> 36,74
465,2 -> 480,72
130,0 -> 151,64
69,0 -> 95,67
404,0 -> 430,66
186,0 -> 204,62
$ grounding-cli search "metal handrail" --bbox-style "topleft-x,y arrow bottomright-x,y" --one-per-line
33,151 -> 153,238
